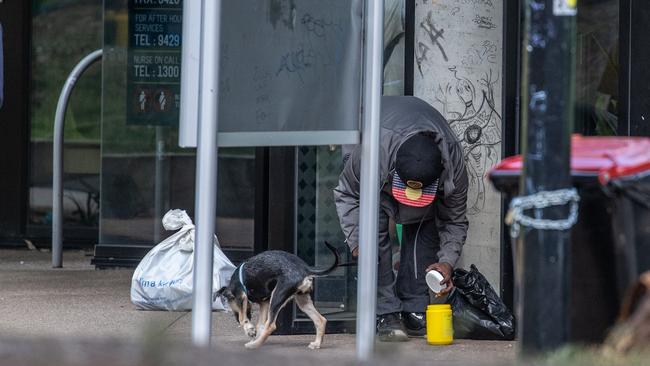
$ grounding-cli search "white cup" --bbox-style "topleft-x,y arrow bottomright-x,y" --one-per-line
425,270 -> 447,294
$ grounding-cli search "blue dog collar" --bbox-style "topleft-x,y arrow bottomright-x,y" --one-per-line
238,262 -> 249,296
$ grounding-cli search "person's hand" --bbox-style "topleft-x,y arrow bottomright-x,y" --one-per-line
426,262 -> 454,296
351,246 -> 359,258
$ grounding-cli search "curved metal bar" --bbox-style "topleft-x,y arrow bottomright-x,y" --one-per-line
52,49 -> 103,268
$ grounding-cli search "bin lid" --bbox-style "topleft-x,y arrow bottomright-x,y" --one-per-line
490,135 -> 650,185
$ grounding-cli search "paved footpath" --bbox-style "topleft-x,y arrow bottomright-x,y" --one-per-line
0,249 -> 516,365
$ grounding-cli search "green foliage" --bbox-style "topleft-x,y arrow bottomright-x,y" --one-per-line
30,1 -> 102,142
536,345 -> 650,366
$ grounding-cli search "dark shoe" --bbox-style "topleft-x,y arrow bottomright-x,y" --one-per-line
402,312 -> 427,337
377,312 -> 409,342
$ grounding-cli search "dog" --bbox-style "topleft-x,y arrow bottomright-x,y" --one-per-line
217,241 -> 340,349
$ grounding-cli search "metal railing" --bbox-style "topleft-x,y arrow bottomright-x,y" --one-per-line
52,49 -> 103,268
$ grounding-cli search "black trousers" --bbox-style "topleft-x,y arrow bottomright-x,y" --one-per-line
377,218 -> 440,314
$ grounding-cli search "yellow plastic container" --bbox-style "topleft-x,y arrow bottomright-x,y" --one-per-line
426,304 -> 453,345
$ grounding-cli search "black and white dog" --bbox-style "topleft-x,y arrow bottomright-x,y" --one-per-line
217,242 -> 340,349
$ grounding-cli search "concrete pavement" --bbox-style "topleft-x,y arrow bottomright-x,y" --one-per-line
0,248 -> 516,365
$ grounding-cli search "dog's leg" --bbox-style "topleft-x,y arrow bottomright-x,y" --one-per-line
257,301 -> 269,335
245,285 -> 294,349
295,294 -> 327,349
240,296 -> 256,338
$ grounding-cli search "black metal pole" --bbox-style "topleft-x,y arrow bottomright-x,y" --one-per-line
500,0 -> 523,315
404,0 -> 415,96
518,0 -> 576,355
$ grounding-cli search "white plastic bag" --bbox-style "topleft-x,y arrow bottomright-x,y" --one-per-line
131,209 -> 236,311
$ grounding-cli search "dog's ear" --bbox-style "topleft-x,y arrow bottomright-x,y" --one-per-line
216,286 -> 234,301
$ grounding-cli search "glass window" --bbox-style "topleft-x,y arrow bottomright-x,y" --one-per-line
101,1 -> 255,250
575,0 -> 619,136
383,0 -> 405,95
29,1 -> 102,240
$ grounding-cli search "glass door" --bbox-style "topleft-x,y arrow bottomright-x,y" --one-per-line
287,0 -> 407,333
574,0 -> 620,136
295,146 -> 356,330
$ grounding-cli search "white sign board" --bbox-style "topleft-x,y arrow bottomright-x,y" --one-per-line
180,0 -> 364,147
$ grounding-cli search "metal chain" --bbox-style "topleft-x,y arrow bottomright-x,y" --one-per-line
505,188 -> 580,238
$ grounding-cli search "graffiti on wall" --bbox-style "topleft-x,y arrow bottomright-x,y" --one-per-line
436,66 -> 502,214
414,4 -> 502,216
413,0 -> 504,291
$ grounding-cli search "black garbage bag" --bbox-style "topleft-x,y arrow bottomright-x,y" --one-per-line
447,264 -> 515,340
447,289 -> 504,340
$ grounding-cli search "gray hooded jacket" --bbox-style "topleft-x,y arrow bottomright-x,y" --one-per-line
334,96 -> 469,266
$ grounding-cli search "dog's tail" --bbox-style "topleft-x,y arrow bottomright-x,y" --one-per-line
308,241 -> 340,276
